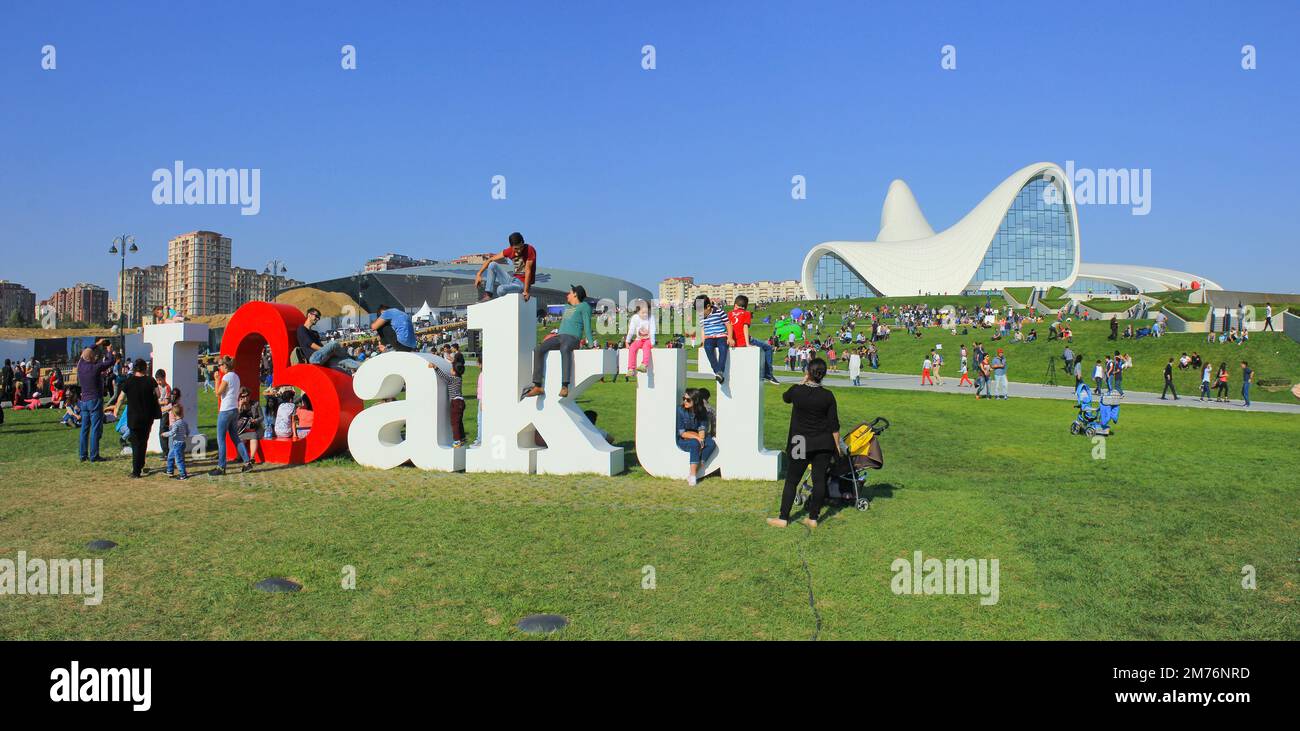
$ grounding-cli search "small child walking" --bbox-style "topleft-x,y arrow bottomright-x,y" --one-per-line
164,403 -> 190,480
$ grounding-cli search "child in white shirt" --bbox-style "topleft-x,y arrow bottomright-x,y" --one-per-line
625,300 -> 655,375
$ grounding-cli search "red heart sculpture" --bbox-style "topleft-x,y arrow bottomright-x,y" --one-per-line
219,301 -> 362,464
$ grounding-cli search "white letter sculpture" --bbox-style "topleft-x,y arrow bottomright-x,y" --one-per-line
348,352 -> 464,471
466,294 -> 623,476
633,348 -> 717,479
686,346 -> 782,480
142,322 -> 208,454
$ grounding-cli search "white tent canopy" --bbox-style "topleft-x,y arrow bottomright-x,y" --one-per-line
413,301 -> 434,322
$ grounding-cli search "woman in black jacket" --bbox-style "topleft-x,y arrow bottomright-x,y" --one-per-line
110,358 -> 163,478
768,358 -> 841,529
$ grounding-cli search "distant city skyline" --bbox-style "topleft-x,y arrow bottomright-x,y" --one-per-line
2,1 -> 1297,301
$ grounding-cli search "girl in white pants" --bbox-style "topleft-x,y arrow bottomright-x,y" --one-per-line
625,300 -> 655,374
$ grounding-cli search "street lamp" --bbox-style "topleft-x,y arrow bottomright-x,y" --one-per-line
263,260 -> 289,301
109,235 -> 138,331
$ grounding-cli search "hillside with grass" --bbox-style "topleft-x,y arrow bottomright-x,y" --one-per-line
744,302 -> 1299,403
552,293 -> 1298,403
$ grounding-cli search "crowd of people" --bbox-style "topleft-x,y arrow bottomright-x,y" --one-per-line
1,357 -> 75,418
14,231 -> 1282,510
1207,328 -> 1251,345
934,342 -> 1012,400
1167,353 -> 1254,406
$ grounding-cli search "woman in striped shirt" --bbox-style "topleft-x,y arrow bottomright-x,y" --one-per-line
694,295 -> 733,384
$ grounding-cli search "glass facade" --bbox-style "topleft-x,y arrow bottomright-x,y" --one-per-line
1067,277 -> 1135,297
970,174 -> 1076,287
812,252 -> 876,299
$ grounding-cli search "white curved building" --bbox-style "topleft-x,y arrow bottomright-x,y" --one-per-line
801,162 -> 1219,298
1072,262 -> 1221,296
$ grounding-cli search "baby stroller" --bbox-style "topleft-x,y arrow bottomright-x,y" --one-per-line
794,417 -> 889,512
1070,383 -> 1111,436
1098,389 -> 1121,429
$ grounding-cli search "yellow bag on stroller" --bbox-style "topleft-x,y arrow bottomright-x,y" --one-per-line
845,420 -> 885,470
795,417 -> 889,512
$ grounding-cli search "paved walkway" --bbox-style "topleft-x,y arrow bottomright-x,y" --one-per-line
687,364 -> 1300,415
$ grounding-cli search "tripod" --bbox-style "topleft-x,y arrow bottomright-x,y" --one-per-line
1044,356 -> 1057,386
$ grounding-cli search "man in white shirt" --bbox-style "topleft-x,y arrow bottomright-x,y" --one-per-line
210,357 -> 254,476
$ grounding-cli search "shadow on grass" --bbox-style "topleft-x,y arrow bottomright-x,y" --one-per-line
866,481 -> 899,499
788,481 -> 901,522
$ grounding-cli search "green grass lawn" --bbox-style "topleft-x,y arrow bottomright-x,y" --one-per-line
0,375 -> 1297,640
743,307 -> 1300,404
1082,299 -> 1138,313
1249,303 -> 1299,318
1004,287 -> 1033,306
1166,303 -> 1210,323
561,295 -> 1298,402
1147,289 -> 1192,305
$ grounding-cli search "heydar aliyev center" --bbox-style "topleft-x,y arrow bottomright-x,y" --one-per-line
801,162 -> 1220,298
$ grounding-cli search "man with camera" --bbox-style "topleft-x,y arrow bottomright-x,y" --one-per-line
76,338 -> 118,463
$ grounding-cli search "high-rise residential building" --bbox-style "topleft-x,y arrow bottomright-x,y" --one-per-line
364,253 -> 438,272
168,230 -> 232,317
231,267 -> 303,308
118,265 -> 168,327
44,283 -> 109,325
0,280 -> 37,326
694,279 -> 805,304
450,252 -> 496,265
659,276 -> 805,304
659,276 -> 694,304
230,266 -> 265,308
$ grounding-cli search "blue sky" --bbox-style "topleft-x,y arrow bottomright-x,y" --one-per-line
2,0 -> 1297,301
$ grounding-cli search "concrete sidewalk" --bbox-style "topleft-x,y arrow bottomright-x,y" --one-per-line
687,363 -> 1300,415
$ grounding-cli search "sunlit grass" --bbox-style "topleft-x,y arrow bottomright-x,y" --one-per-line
0,374 -> 1296,639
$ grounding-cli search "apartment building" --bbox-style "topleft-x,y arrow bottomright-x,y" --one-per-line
118,265 -> 168,327
45,283 -> 109,325
231,266 -> 303,307
659,276 -> 805,304
167,231 -> 232,316
0,280 -> 36,325
364,253 -> 438,272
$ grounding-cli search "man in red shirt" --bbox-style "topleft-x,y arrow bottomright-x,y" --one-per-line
728,295 -> 779,384
474,231 -> 536,301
